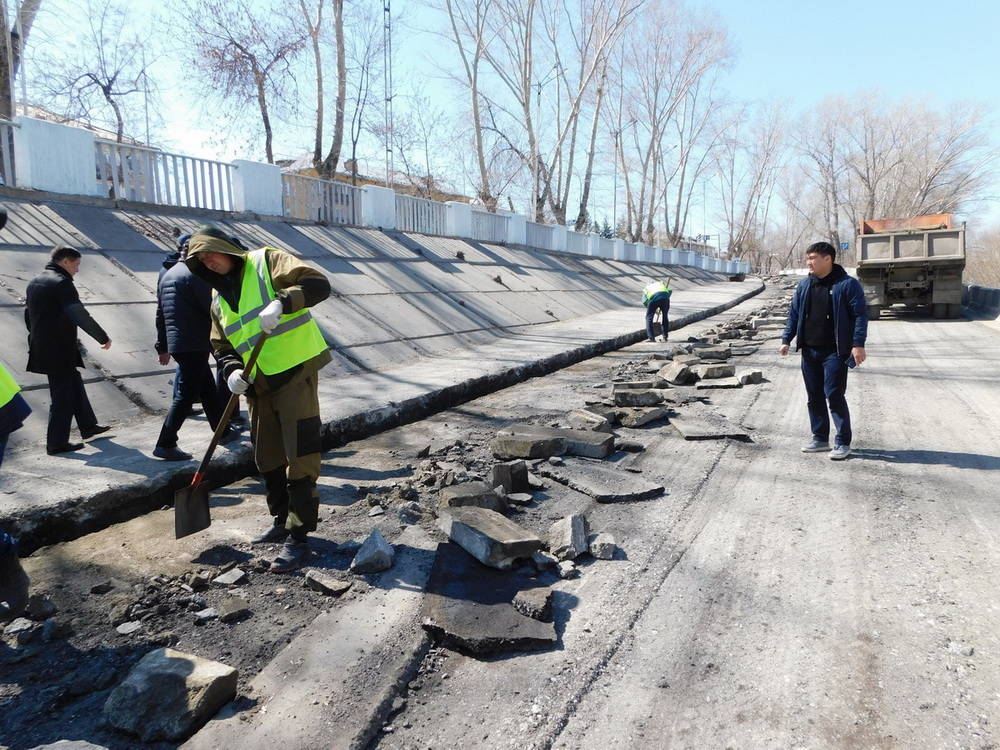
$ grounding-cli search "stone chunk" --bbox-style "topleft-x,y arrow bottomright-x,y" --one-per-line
506,492 -> 533,505
692,363 -> 735,379
738,369 -> 764,384
212,568 -> 247,587
438,507 -> 543,570
512,588 -> 553,622
350,529 -> 395,574
671,405 -> 750,440
497,425 -> 615,459
304,570 -> 353,597
613,389 -> 664,407
491,460 -> 529,493
548,514 -> 589,561
25,594 -> 58,620
673,353 -> 703,366
611,381 -> 655,391
103,647 -> 237,741
567,408 -> 612,432
588,533 -> 617,560
557,561 -> 578,579
730,345 -> 759,356
691,344 -> 731,360
29,742 -> 109,749
615,406 -> 669,428
4,617 -> 40,645
116,621 -> 142,635
438,481 -> 507,513
695,377 -> 742,389
490,434 -> 566,460
658,361 -> 696,385
532,550 -> 558,569
193,608 -> 218,624
538,459 -> 665,503
217,597 -> 252,623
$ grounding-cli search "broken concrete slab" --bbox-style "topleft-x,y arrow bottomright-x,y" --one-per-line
691,363 -> 736,379
673,353 -> 703,366
611,380 -> 656,391
738,369 -> 764,384
506,492 -> 533,505
670,404 -> 751,440
613,389 -> 664,407
103,647 -> 237,742
557,561 -> 579,579
689,344 -> 731,360
217,597 -> 251,624
615,406 -> 669,428
350,529 -> 395,574
658,361 -> 696,385
420,543 -> 556,654
496,425 -> 615,459
567,408 -> 612,432
512,587 -> 553,622
588,533 -> 617,560
730,345 -> 759,356
304,570 -> 352,597
212,568 -> 247,587
490,460 -> 529,493
490,434 -> 566,460
538,459 -> 665,503
548,514 -> 589,561
438,481 -> 507,513
438,507 -> 543,570
695,377 -> 742,389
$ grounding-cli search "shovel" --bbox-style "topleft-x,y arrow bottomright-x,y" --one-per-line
174,333 -> 267,539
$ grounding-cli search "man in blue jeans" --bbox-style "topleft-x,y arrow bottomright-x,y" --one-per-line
779,241 -> 868,460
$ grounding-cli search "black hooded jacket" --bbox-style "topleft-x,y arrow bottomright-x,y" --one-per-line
155,252 -> 215,355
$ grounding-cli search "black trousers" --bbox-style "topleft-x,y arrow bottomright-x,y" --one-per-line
46,369 -> 98,450
156,351 -> 224,448
645,298 -> 670,340
800,345 -> 852,447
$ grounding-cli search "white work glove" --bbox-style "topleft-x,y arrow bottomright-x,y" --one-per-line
227,369 -> 251,395
258,299 -> 284,334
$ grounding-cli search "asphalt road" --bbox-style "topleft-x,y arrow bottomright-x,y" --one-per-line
377,305 -> 1000,748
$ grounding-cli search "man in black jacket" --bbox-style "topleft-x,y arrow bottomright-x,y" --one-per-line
153,237 -> 239,460
25,246 -> 111,455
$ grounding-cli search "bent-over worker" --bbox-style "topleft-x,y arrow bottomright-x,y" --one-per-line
642,278 -> 672,342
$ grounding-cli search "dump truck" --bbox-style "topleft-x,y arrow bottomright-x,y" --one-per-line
856,213 -> 966,319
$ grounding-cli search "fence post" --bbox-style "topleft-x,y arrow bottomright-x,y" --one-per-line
550,224 -> 567,252
13,116 -> 99,196
612,238 -> 626,260
586,234 -> 601,257
232,159 -> 283,216
445,201 -> 472,238
361,185 -> 396,230
505,213 -> 527,245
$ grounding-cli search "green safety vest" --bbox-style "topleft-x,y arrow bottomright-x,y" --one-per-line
0,363 -> 20,409
216,248 -> 328,377
641,281 -> 671,306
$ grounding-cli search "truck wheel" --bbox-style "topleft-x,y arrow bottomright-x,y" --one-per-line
932,303 -> 948,319
867,305 -> 881,320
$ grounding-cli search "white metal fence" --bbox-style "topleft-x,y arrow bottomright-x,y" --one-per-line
282,173 -> 358,225
395,193 -> 446,235
565,231 -> 587,254
526,221 -> 553,250
94,140 -> 234,211
470,208 -> 509,244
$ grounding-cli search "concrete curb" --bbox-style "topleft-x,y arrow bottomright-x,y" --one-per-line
6,279 -> 763,553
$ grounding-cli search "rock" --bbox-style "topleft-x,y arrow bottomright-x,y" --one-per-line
512,588 -> 553,622
548,456 -> 563,465
304,570 -> 353,597
557,561 -> 578,580
658,361 -> 696,385
25,594 -> 58,621
368,505 -> 386,517
496,425 -> 615,459
116,621 -> 142,635
397,501 -> 422,525
730,345 -> 759,356
538,459 -> 665,503
212,568 -> 247,587
527,473 -> 546,490
548,514 -> 589,561
690,344 -> 731,361
28,742 -> 109,750
438,481 -> 507,513
695,377 -> 742,389
506,492 -> 533,505
438,507 -> 543,570
103,647 -> 238,741
567,408 -> 612,432
588,533 -> 617,560
490,434 -> 566,460
738,369 -> 764,384
673,353 -> 702,366
615,438 -> 645,452
491,459 -> 530,493
610,380 -> 655,391
4,617 -> 40,645
532,550 -> 559,569
350,529 -> 395,574
613,389 -> 664,407
193,608 -> 218,624
692,363 -> 735,379
670,404 -> 750,440
752,316 -> 786,329
415,444 -> 431,459
615,406 -> 669,428
218,597 -> 252,623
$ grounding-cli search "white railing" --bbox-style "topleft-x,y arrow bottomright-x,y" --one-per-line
0,119 -> 14,187
565,231 -> 587,254
282,173 -> 358,225
526,221 -> 552,250
470,208 -> 508,244
598,237 -> 615,258
622,242 -> 636,261
395,193 -> 446,235
95,140 -> 234,211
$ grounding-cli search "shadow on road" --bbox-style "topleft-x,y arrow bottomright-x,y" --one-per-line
852,447 -> 1000,470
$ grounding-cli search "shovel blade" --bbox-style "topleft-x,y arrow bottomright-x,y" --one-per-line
174,482 -> 212,539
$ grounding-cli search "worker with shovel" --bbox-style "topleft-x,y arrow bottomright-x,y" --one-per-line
185,226 -> 331,573
642,277 -> 672,342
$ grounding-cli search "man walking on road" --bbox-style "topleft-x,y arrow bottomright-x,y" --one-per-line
25,246 -> 111,455
780,241 -> 868,460
642,278 -> 672,342
186,225 -> 331,573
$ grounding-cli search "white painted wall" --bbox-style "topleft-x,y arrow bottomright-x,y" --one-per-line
361,185 -> 396,230
13,117 -> 99,197
232,160 -> 283,216
445,201 -> 472,238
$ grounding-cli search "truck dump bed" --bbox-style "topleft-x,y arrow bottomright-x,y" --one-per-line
858,213 -> 964,266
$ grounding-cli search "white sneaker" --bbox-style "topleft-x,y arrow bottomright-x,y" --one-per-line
829,444 -> 851,461
801,439 -> 831,453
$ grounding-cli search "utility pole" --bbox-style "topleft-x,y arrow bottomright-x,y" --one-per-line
383,1 -> 394,189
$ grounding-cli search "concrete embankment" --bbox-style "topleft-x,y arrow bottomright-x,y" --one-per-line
0,194 -> 761,549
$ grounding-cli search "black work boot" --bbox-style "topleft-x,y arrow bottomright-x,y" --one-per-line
251,516 -> 289,545
270,535 -> 310,573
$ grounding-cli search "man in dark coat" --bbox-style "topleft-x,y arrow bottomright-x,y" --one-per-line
153,237 -> 238,460
25,246 -> 111,455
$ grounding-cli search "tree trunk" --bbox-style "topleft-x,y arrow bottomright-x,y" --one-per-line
300,0 -> 324,172
0,0 -> 42,119
254,68 -> 274,164
322,0 -> 345,178
574,67 -> 605,231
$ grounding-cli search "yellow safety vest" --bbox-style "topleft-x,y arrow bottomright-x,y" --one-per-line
216,248 -> 328,376
0,363 -> 20,409
642,281 -> 671,306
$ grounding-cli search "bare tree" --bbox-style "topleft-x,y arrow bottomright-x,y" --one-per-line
298,0 -> 325,170
178,0 -> 305,164
0,0 -> 42,118
320,0 -> 346,178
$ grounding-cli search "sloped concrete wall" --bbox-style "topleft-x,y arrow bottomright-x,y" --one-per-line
0,196 -> 727,441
